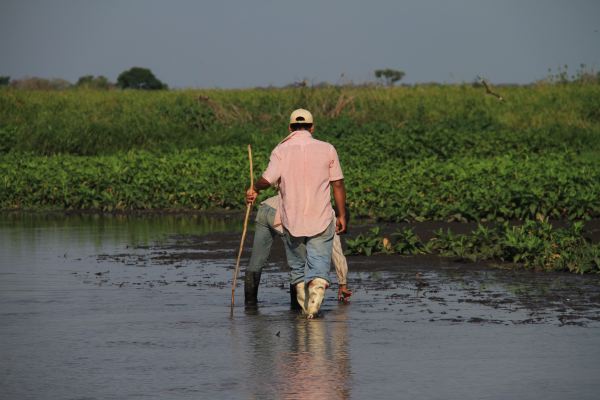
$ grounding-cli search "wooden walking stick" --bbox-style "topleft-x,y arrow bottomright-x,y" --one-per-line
230,144 -> 253,313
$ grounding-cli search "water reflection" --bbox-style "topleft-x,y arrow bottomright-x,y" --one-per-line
237,307 -> 352,399
279,313 -> 352,399
0,212 -> 244,253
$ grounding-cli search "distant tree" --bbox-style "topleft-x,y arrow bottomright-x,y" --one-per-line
76,75 -> 95,86
0,76 -> 10,86
374,69 -> 405,86
76,75 -> 112,89
117,67 -> 167,90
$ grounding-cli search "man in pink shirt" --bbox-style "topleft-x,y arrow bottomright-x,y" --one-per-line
247,109 -> 347,318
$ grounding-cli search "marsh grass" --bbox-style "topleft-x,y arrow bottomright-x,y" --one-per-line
1,84 -> 599,155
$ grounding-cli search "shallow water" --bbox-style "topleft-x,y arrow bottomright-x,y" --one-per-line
2,213 -> 600,400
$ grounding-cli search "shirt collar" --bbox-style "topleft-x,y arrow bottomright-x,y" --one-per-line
279,130 -> 312,144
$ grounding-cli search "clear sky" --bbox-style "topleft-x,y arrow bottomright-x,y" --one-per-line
1,0 -> 599,88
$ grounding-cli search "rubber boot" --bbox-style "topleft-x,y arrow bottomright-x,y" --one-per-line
306,278 -> 329,319
295,281 -> 308,314
290,283 -> 302,311
244,271 -> 261,308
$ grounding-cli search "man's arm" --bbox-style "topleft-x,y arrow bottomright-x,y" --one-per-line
247,147 -> 281,204
332,179 -> 346,234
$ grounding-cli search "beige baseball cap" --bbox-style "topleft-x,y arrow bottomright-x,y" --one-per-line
289,108 -> 313,124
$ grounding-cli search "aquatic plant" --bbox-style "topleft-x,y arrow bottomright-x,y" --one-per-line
345,220 -> 600,274
344,227 -> 385,256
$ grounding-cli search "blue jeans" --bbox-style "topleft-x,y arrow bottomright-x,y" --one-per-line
283,221 -> 334,286
247,204 -> 282,273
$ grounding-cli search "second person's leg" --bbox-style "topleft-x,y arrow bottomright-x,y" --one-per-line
245,205 -> 277,307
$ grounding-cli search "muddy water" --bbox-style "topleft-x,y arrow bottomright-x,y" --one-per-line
2,213 -> 600,400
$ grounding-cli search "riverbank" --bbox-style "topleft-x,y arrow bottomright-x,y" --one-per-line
7,210 -> 596,273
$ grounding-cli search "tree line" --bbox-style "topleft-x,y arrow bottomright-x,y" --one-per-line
1,67 -> 410,90
0,67 -> 167,90
4,65 -> 596,90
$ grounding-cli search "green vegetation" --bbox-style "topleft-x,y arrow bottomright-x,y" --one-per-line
2,82 -> 599,272
0,149 -> 251,211
345,219 -> 600,274
1,84 -> 599,155
5,84 -> 598,219
1,151 -> 597,223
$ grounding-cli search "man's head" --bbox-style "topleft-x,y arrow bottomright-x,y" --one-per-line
289,108 -> 314,132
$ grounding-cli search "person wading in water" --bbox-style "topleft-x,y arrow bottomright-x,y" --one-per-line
244,193 -> 353,309
246,109 -> 347,318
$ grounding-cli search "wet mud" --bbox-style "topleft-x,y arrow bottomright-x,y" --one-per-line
96,228 -> 600,328
2,213 -> 600,400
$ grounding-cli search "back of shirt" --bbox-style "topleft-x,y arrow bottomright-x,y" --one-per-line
262,130 -> 343,237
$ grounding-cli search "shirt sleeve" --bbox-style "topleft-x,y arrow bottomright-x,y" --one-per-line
262,147 -> 282,185
329,145 -> 344,181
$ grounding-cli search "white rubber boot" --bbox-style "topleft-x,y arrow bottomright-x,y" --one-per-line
295,281 -> 308,314
306,278 -> 329,319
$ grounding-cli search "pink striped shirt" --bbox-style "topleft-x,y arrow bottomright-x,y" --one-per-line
262,130 -> 344,237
